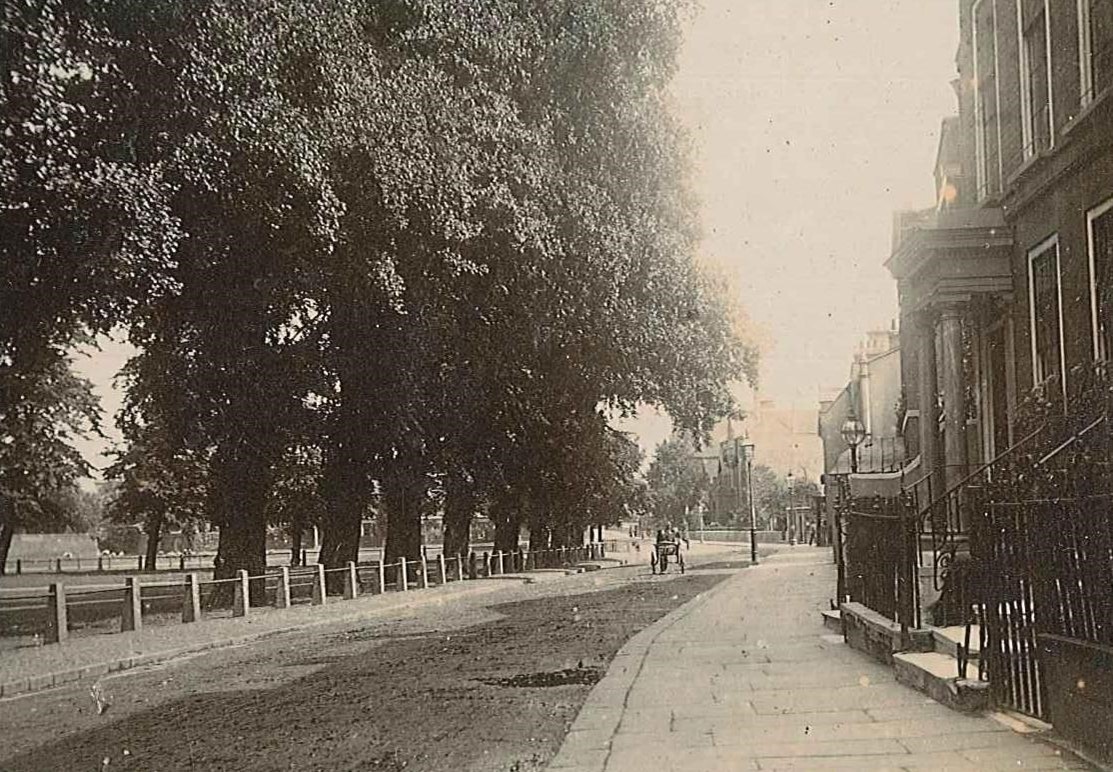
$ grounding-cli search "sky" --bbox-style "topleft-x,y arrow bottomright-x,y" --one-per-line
73,1 -> 960,475
615,0 -> 960,456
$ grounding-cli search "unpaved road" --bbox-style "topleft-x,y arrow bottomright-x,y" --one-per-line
0,553 -> 750,772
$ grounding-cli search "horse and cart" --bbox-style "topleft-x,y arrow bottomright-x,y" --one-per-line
649,538 -> 685,574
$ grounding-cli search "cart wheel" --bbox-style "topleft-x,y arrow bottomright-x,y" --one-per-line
679,553 -> 685,575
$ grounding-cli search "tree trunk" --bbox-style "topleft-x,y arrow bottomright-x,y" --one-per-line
289,520 -> 303,566
442,476 -> 474,558
382,465 -> 424,565
490,492 -> 522,554
528,506 -> 550,552
0,496 -> 16,575
143,511 -> 164,572
209,437 -> 272,606
317,454 -> 369,569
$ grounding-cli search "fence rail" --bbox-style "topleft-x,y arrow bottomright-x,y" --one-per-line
0,543 -> 610,650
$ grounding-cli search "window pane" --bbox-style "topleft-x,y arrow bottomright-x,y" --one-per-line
976,2 -> 1000,195
1093,0 -> 1113,96
1031,245 -> 1061,388
1094,206 -> 1113,359
1025,11 -> 1051,153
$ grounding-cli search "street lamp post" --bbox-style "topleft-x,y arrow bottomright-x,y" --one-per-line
742,442 -> 757,565
786,471 -> 795,545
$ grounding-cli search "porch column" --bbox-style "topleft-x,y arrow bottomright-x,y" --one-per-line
938,305 -> 969,493
915,310 -> 940,485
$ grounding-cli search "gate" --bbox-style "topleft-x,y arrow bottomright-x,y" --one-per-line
842,494 -> 919,631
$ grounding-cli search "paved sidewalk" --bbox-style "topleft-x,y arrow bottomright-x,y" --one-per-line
550,548 -> 1092,772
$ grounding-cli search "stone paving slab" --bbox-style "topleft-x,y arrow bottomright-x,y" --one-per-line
547,547 -> 1096,772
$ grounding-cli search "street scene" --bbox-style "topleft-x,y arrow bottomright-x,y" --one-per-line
3,1 -> 1113,771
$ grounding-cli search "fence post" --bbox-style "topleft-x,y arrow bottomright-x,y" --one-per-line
233,569 -> 250,617
276,566 -> 291,609
56,558 -> 62,574
98,555 -> 104,572
311,563 -> 326,605
497,550 -> 505,575
16,559 -> 21,575
468,552 -> 477,579
420,556 -> 429,589
122,576 -> 143,632
47,582 -> 68,644
343,561 -> 358,600
483,551 -> 491,577
438,553 -> 447,584
183,573 -> 201,622
601,541 -> 606,559
400,557 -> 409,591
179,555 -> 185,571
377,559 -> 385,595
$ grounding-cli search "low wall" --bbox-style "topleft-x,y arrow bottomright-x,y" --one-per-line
8,534 -> 100,561
840,601 -> 931,664
695,530 -> 784,544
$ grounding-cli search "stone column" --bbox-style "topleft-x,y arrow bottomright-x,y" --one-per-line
938,305 -> 969,494
916,310 -> 940,489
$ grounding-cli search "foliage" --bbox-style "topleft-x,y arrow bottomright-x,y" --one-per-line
2,0 -> 758,574
645,435 -> 709,531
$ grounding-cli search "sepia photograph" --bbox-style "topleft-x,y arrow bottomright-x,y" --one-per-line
1,0 -> 1111,769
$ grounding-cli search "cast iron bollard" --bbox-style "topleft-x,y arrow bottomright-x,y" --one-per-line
311,563 -> 326,605
122,576 -> 143,632
56,558 -> 62,574
47,582 -> 68,644
98,556 -> 104,572
275,566 -> 291,609
343,561 -> 358,600
400,557 -> 409,591
483,551 -> 491,577
377,559 -> 386,595
233,569 -> 250,617
179,555 -> 186,571
16,559 -> 22,575
183,573 -> 201,622
420,555 -> 429,588
438,553 -> 447,584
497,550 -> 505,575
468,551 -> 477,579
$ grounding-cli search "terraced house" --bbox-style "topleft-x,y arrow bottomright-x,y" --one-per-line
839,0 -> 1113,764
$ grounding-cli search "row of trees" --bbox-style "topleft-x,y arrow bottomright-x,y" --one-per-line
1,1 -> 756,581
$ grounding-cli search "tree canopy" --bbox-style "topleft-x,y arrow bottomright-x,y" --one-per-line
1,0 -> 758,575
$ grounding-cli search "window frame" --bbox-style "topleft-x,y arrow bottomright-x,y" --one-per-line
1017,0 -> 1055,159
974,0 -> 1003,198
1087,196 -> 1113,360
1080,0 -> 1113,105
1027,234 -> 1067,397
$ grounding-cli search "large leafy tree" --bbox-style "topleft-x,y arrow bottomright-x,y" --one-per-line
645,435 -> 710,532
0,0 -> 179,571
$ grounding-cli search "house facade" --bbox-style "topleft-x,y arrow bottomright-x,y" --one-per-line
889,0 -> 1113,495
874,0 -> 1113,755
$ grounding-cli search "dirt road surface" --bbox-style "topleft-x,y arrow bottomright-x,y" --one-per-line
0,555 -> 747,772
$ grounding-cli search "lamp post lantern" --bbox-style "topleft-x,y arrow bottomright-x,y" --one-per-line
840,413 -> 867,474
